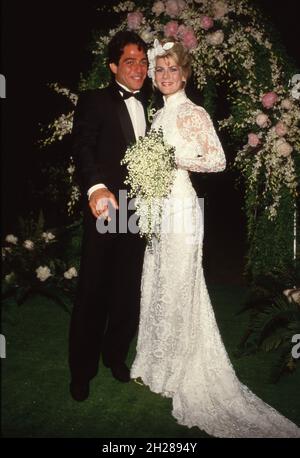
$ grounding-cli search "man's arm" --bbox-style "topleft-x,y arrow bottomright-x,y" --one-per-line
72,91 -> 106,194
72,91 -> 118,218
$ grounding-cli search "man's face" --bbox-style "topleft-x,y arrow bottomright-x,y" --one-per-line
109,44 -> 148,91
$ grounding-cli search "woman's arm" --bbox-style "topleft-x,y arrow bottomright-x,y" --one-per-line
176,105 -> 226,173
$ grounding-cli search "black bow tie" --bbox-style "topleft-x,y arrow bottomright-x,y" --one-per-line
120,88 -> 143,103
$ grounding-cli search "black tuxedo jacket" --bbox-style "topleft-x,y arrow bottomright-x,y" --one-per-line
72,81 -> 149,199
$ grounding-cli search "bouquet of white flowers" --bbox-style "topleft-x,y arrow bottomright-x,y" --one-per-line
121,128 -> 176,244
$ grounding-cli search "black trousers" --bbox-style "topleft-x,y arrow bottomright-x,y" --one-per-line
69,205 -> 145,383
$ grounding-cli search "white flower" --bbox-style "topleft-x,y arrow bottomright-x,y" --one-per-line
5,234 -> 18,245
42,232 -> 55,243
36,266 -> 52,282
64,271 -> 73,280
281,98 -> 293,110
140,27 -> 154,43
152,1 -> 165,16
42,111 -> 74,146
165,0 -> 186,18
255,113 -> 269,128
213,1 -> 228,19
67,164 -> 75,174
206,30 -> 224,46
2,247 -> 12,258
67,184 -> 81,215
283,289 -> 292,298
113,1 -> 135,12
283,288 -> 300,305
69,267 -> 78,277
274,121 -> 288,137
5,272 -> 15,284
290,74 -> 300,85
49,83 -> 78,105
23,240 -> 34,250
64,267 -> 78,279
275,138 -> 293,157
291,81 -> 300,100
290,290 -> 300,305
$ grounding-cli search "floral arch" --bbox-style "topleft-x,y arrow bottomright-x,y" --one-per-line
44,0 -> 300,281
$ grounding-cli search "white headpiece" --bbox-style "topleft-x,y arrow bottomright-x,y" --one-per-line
147,39 -> 175,80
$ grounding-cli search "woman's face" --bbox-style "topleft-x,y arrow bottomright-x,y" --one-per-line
154,56 -> 185,97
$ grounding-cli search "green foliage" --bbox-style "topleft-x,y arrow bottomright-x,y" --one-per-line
79,53 -> 111,91
40,163 -> 70,203
250,38 -> 273,92
245,186 -> 296,281
201,78 -> 217,118
235,263 -> 300,382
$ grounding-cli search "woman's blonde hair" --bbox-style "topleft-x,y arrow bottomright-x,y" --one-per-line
157,39 -> 192,81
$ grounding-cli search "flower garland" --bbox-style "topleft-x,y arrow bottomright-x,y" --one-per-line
41,0 -> 300,274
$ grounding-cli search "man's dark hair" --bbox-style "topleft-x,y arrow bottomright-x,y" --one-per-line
107,31 -> 147,66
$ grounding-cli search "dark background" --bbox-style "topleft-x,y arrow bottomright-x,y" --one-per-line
1,0 -> 299,283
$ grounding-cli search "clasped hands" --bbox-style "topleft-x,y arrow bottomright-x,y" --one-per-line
89,188 -> 119,220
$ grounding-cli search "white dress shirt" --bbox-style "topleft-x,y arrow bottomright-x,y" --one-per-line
87,81 -> 146,199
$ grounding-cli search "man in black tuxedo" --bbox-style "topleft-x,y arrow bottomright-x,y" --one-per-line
69,31 -> 148,401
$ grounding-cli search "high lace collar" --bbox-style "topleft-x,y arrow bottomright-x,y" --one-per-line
163,90 -> 187,108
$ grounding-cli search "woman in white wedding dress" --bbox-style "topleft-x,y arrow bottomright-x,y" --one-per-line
130,39 -> 300,438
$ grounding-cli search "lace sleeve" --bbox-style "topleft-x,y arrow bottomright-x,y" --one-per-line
176,105 -> 226,173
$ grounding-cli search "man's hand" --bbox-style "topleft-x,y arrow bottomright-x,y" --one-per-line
89,188 -> 119,219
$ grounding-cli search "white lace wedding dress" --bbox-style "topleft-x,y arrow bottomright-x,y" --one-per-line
130,90 -> 300,438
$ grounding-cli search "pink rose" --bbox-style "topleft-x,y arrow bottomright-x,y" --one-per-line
127,11 -> 143,30
248,133 -> 260,147
275,121 -> 288,137
256,113 -> 269,128
261,91 -> 278,109
177,0 -> 186,13
178,25 -> 198,49
164,21 -> 179,38
200,15 -> 214,30
213,1 -> 228,19
165,0 -> 186,18
275,139 -> 293,157
183,30 -> 198,49
152,1 -> 165,16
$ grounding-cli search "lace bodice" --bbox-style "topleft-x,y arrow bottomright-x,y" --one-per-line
152,90 -> 226,173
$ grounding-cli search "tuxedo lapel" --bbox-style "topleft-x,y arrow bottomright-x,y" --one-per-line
108,82 -> 136,147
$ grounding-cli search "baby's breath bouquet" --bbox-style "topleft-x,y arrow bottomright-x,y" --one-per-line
121,128 -> 176,244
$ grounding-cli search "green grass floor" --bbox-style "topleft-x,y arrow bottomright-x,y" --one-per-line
1,285 -> 299,438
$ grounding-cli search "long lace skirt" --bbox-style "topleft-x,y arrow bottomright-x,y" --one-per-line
131,192 -> 300,438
